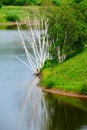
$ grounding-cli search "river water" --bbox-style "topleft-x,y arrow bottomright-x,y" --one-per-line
0,30 -> 87,130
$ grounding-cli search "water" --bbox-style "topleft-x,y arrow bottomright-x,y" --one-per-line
0,30 -> 87,130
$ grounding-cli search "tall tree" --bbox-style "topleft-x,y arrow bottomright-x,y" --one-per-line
48,5 -> 86,63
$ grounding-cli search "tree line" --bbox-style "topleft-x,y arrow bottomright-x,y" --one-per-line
0,0 -> 56,6
0,0 -> 85,6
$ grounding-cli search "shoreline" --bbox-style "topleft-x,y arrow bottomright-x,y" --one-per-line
38,74 -> 87,99
0,22 -> 36,26
39,86 -> 87,99
0,22 -> 22,26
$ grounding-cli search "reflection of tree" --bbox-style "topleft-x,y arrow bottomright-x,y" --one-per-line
43,94 -> 87,130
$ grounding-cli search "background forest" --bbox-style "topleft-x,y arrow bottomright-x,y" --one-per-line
0,0 -> 86,6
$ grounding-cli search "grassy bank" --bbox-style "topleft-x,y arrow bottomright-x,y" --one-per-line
0,6 -> 46,22
41,48 -> 87,95
0,6 -> 25,22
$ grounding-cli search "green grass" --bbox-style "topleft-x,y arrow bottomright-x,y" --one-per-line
0,6 -> 25,22
0,6 -> 45,22
41,48 -> 87,94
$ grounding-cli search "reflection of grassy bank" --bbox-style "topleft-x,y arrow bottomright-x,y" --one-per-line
41,48 -> 87,95
0,23 -> 31,29
0,24 -> 17,29
45,93 -> 87,112
44,93 -> 87,130
56,95 -> 87,112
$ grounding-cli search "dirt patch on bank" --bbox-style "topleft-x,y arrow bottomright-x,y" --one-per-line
0,22 -> 25,26
0,22 -> 35,26
40,86 -> 87,99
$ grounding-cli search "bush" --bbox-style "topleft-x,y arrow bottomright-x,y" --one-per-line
6,14 -> 19,22
52,0 -> 60,6
0,12 -> 6,22
36,0 -> 42,6
79,84 -> 87,95
45,79 -> 54,88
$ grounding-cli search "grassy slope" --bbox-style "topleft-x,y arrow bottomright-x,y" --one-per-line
0,6 -> 43,22
0,6 -> 25,22
41,48 -> 87,94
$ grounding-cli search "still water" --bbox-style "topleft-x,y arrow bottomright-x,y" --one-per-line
0,30 -> 87,130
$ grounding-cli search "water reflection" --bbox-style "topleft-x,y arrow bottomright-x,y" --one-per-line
0,24 -> 29,30
0,29 -> 87,130
42,94 -> 87,130
0,25 -> 17,30
19,76 -> 87,130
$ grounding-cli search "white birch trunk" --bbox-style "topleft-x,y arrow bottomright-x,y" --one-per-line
16,17 -> 49,74
57,45 -> 62,63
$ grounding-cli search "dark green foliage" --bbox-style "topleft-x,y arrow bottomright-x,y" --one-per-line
45,79 -> 54,88
41,59 -> 58,71
14,0 -> 26,5
9,0 -> 15,5
0,1 -> 2,8
0,0 -> 58,5
34,0 -> 42,5
42,60 -> 52,69
48,4 -> 87,62
80,84 -> 87,95
6,14 -> 19,22
1,0 -> 10,5
1,0 -> 15,5
78,0 -> 87,23
52,0 -> 60,6
73,0 -> 84,4
1,0 -> 32,5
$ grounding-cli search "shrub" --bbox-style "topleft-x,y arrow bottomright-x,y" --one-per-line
46,79 -> 54,88
6,14 -> 19,22
36,0 -> 42,6
52,0 -> 60,6
0,12 -> 6,22
79,84 -> 87,95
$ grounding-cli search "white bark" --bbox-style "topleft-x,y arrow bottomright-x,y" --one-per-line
57,45 -> 61,63
57,45 -> 66,63
16,17 -> 49,74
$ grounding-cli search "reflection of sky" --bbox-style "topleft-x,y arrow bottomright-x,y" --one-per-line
0,55 -> 33,130
0,30 -> 24,55
0,87 -> 17,130
0,30 -> 34,130
0,30 -> 19,44
80,126 -> 87,130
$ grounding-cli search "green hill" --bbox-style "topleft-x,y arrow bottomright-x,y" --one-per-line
41,48 -> 87,94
